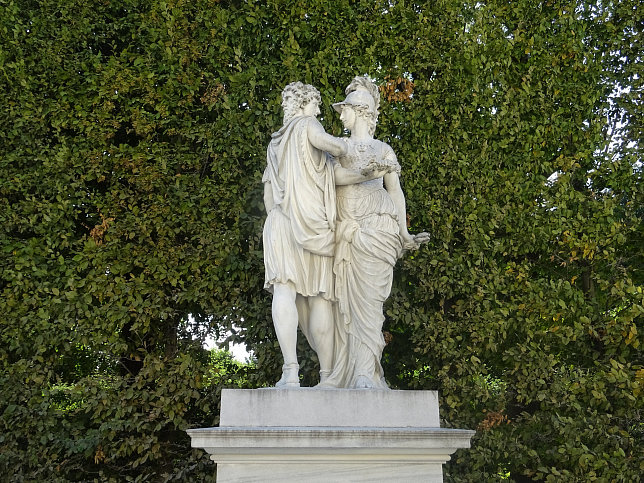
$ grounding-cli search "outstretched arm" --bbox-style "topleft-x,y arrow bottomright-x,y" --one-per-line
307,120 -> 347,157
334,164 -> 388,185
384,172 -> 430,249
263,181 -> 274,213
384,172 -> 413,245
307,120 -> 386,185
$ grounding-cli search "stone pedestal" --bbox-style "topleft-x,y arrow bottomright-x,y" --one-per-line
187,388 -> 474,482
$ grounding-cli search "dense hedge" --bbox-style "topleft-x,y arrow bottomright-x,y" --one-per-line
1,0 -> 641,481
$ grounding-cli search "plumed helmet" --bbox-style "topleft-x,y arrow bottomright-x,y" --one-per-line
332,88 -> 375,114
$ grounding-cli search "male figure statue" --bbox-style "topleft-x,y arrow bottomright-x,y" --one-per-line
263,82 -> 375,387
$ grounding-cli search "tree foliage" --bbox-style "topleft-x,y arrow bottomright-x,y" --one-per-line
1,0 -> 641,481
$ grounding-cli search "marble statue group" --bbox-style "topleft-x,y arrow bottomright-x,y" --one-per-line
262,77 -> 430,389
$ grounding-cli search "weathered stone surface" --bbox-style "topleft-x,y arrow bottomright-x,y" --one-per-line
219,388 -> 440,427
187,389 -> 475,482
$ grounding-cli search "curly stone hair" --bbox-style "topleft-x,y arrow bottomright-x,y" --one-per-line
281,81 -> 322,124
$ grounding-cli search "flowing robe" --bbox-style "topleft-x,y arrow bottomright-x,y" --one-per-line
324,139 -> 403,389
262,116 -> 336,299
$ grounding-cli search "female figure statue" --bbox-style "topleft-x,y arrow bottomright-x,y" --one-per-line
323,77 -> 429,389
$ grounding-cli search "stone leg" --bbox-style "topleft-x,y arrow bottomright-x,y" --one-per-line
308,295 -> 334,376
271,283 -> 299,385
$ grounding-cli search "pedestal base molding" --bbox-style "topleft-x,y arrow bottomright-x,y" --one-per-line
187,389 -> 474,482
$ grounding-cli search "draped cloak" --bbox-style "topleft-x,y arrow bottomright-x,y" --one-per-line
323,139 -> 403,389
262,116 -> 336,299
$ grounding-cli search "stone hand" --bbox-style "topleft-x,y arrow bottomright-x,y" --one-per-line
402,232 -> 431,250
360,160 -> 394,179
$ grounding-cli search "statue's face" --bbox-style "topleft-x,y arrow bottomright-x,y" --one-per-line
281,93 -> 294,112
339,105 -> 356,131
302,100 -> 320,117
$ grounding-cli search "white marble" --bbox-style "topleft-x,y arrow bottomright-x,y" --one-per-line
219,388 -> 439,427
263,79 -> 429,389
188,80 -> 473,482
190,427 -> 473,482
324,77 -> 429,389
187,389 -> 475,482
262,82 -> 339,387
216,461 -> 445,483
